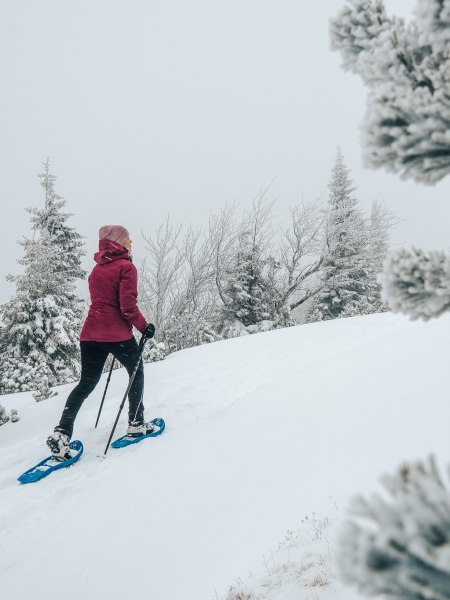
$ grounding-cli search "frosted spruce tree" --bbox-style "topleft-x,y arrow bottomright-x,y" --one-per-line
331,0 -> 450,184
0,160 -> 85,400
222,231 -> 271,327
340,457 -> 450,599
307,150 -> 375,322
221,230 -> 291,334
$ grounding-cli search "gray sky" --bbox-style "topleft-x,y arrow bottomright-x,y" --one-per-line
1,0 -> 449,303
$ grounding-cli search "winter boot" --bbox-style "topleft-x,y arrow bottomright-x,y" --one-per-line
46,430 -> 71,460
127,421 -> 155,438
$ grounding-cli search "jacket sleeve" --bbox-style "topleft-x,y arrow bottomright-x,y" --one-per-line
119,262 -> 149,332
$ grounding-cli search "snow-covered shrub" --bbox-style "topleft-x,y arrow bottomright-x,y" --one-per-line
331,0 -> 450,183
381,247 -> 450,319
33,375 -> 58,402
339,456 -> 450,599
163,310 -> 222,352
0,404 -> 9,426
245,319 -> 277,334
1,351 -> 59,398
0,403 -> 17,425
222,316 -> 292,339
142,339 -> 167,363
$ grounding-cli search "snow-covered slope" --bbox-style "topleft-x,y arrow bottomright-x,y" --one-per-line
1,313 -> 450,600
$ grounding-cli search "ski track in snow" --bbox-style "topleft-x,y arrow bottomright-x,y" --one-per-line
1,313 -> 449,600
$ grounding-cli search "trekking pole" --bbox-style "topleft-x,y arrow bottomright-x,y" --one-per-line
95,357 -> 116,428
103,336 -> 147,456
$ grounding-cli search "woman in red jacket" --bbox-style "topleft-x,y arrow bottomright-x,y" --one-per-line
47,225 -> 156,458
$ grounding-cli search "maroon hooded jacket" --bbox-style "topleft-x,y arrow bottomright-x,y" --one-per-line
80,240 -> 149,342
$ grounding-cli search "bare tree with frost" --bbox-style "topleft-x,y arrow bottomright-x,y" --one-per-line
279,201 -> 326,310
368,199 -> 398,312
140,217 -> 185,333
162,225 -> 222,351
340,457 -> 450,599
140,194 -> 328,345
331,0 -> 450,184
207,203 -> 241,312
0,160 -> 85,400
140,217 -> 221,351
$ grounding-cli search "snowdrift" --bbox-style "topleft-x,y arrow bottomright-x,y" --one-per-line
1,313 -> 450,600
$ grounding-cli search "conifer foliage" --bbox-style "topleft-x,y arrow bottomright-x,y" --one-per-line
222,232 -> 290,330
0,160 -> 85,400
220,200 -> 293,334
331,0 -> 450,183
307,150 -> 376,322
381,247 -> 450,320
339,457 -> 450,599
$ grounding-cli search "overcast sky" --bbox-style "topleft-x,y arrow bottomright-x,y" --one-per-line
1,0 -> 449,304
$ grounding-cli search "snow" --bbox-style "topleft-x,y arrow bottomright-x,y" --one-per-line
1,313 -> 450,600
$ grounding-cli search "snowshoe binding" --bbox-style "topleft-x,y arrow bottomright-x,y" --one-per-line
46,430 -> 71,461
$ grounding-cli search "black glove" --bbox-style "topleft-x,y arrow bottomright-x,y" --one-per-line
141,323 -> 156,339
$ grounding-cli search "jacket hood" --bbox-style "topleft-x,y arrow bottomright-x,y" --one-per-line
94,239 -> 131,265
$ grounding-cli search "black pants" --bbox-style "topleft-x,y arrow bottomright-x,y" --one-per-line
56,338 -> 145,438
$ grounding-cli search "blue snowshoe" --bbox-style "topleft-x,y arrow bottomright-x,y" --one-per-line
111,418 -> 165,449
18,440 -> 83,484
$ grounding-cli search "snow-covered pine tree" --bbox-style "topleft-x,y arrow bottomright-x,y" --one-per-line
222,231 -> 272,327
331,0 -> 450,184
218,198 -> 293,335
307,149 -> 375,322
221,229 -> 291,334
0,159 -> 85,400
339,457 -> 450,599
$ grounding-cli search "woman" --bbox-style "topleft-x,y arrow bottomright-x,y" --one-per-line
47,225 -> 156,458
